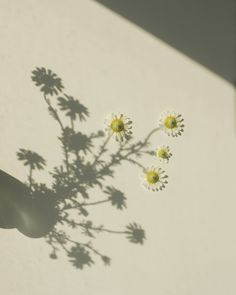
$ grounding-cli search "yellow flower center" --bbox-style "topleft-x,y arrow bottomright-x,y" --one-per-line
157,149 -> 168,159
110,119 -> 125,133
146,171 -> 159,184
164,116 -> 177,129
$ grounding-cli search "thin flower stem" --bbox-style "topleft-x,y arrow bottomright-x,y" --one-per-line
125,158 -> 145,170
123,127 -> 160,158
51,230 -> 106,259
43,94 -> 70,173
62,217 -> 126,235
52,234 -> 70,254
75,150 -> 80,163
70,117 -> 74,130
28,166 -> 33,190
91,133 -> 112,167
81,199 -> 110,207
65,236 -> 105,258
60,243 -> 70,254
89,228 -> 126,235
43,94 -> 65,131
145,127 -> 161,143
81,223 -> 125,235
63,199 -> 110,211
96,127 -> 160,176
78,223 -> 126,235
81,243 -> 104,257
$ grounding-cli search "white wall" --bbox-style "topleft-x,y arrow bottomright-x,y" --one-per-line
0,0 -> 235,294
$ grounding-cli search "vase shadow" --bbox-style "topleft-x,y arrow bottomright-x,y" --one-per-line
0,169 -> 58,238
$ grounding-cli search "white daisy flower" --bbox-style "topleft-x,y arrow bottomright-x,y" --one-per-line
156,145 -> 172,163
142,166 -> 168,192
159,111 -> 184,137
105,113 -> 132,142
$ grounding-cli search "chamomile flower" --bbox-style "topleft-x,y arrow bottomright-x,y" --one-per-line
159,111 -> 184,137
142,166 -> 168,192
105,113 -> 132,142
156,145 -> 172,163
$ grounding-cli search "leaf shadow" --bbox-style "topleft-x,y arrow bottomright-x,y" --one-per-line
0,67 -> 164,270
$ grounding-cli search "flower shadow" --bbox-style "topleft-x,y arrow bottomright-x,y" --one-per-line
0,67 -> 169,270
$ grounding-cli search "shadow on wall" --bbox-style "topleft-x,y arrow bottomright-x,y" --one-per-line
0,67 -> 176,270
95,0 -> 236,85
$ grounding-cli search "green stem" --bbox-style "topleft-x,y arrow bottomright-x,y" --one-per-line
96,127 -> 160,176
125,158 -> 145,170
